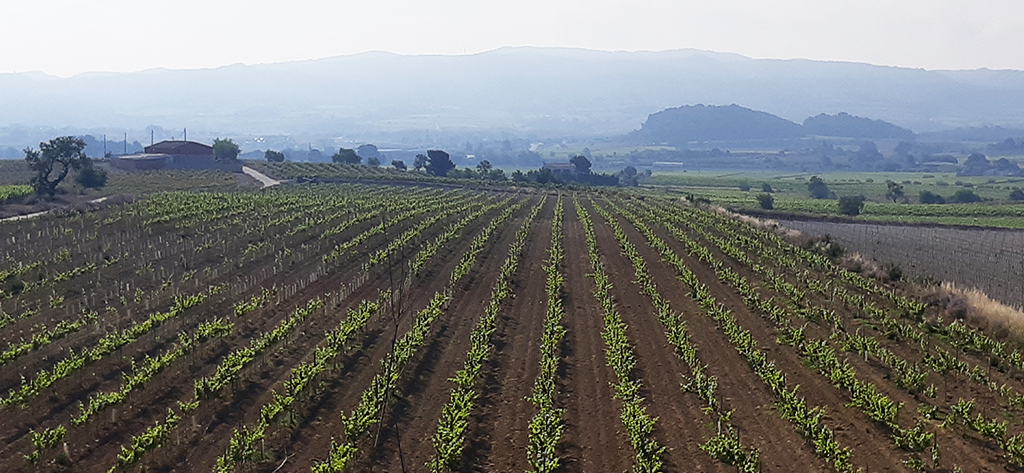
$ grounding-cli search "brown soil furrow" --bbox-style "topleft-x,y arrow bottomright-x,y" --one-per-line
367,197 -> 539,471
681,208 -> 1012,470
255,196 -> 534,472
583,199 -> 731,472
606,203 -> 835,471
462,194 -> 555,472
556,198 -> 633,473
646,217 -> 923,471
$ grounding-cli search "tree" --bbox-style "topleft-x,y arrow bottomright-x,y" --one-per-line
476,160 -> 493,175
367,156 -> 381,167
425,149 -> 455,177
570,155 -> 592,174
413,154 -> 428,171
356,144 -> 380,160
392,160 -> 407,171
856,141 -> 882,162
807,176 -> 832,199
965,152 -> 989,167
332,148 -> 360,164
757,193 -> 774,209
24,136 -> 91,197
1011,189 -> 1024,201
75,166 -> 108,189
761,182 -> 774,193
212,138 -> 240,161
885,180 -> 905,203
265,150 -> 285,162
838,195 -> 866,216
961,152 -> 991,176
619,166 -> 638,186
487,169 -> 507,181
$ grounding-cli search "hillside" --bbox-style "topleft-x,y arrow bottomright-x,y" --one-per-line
803,112 -> 916,139
2,47 -> 1024,145
629,106 -> 916,145
631,104 -> 805,144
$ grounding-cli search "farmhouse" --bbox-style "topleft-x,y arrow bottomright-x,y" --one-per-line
114,140 -> 242,172
541,162 -> 576,175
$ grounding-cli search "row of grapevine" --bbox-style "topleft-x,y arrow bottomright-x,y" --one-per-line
525,195 -> 566,473
214,294 -> 388,472
0,308 -> 98,365
646,199 -> 1024,468
427,196 -> 546,471
611,199 -> 858,471
1,284 -> 225,406
637,201 -> 939,465
590,198 -> 760,471
310,196 -> 528,471
364,195 -> 498,269
24,317 -> 234,464
574,196 -> 666,472
410,196 -> 515,275
323,191 -> 476,263
103,297 -> 328,471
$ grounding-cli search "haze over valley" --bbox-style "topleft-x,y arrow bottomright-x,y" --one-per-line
3,47 -> 1024,162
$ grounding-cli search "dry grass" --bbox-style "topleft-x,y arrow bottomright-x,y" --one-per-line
935,282 -> 1024,341
708,203 -> 803,239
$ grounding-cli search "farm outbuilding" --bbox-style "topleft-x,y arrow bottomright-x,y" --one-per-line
114,140 -> 242,172
541,162 -> 576,174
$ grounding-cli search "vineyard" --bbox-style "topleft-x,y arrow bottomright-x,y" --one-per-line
1,182 -> 1023,472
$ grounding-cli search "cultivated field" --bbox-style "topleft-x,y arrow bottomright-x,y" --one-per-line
779,219 -> 1024,309
1,183 -> 1023,472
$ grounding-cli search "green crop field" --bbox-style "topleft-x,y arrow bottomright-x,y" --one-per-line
648,170 -> 1024,228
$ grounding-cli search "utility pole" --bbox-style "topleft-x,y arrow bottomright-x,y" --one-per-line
124,133 -> 127,155
103,134 -> 106,156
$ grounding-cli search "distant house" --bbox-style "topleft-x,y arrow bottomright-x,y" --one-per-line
541,162 -> 576,175
114,140 -> 242,172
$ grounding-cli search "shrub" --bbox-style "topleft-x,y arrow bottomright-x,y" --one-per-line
739,182 -> 751,191
75,166 -> 108,189
838,195 -> 866,216
264,150 -> 285,162
883,262 -> 904,282
1010,189 -> 1024,201
919,190 -> 945,204
756,193 -> 774,209
761,183 -> 773,193
950,189 -> 981,203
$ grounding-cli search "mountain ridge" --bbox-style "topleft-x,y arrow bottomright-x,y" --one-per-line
2,47 -> 1023,142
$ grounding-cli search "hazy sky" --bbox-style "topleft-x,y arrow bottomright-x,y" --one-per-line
2,0 -> 1022,77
